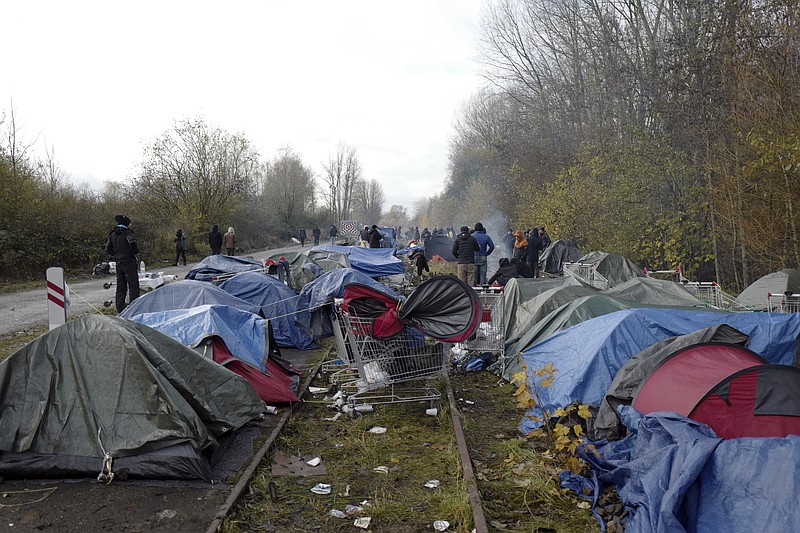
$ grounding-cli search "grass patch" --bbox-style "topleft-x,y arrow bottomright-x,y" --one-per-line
451,369 -> 599,532
0,326 -> 48,363
223,377 -> 472,532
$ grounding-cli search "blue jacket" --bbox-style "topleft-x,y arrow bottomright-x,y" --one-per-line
473,230 -> 495,258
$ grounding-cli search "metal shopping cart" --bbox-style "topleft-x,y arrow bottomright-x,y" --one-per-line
333,306 -> 446,409
564,262 -> 609,289
463,286 -> 505,369
768,292 -> 800,313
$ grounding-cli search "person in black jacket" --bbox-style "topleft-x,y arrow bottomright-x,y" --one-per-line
368,225 -> 382,248
208,224 -> 223,255
527,229 -> 543,278
451,225 -> 480,285
173,229 -> 187,266
105,214 -> 140,313
511,257 -> 534,278
488,257 -> 520,286
312,226 -> 321,246
299,227 -> 307,247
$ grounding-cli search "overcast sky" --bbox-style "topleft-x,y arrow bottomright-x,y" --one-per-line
2,0 -> 487,210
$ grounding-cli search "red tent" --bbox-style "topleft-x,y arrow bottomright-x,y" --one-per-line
210,337 -> 300,403
690,365 -> 800,439
633,343 -> 766,416
339,283 -> 404,340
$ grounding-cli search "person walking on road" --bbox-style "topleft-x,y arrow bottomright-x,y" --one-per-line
105,214 -> 140,314
173,229 -> 187,266
299,227 -> 307,247
209,224 -> 223,255
451,225 -> 480,286
312,226 -> 321,246
329,224 -> 338,245
224,227 -> 237,255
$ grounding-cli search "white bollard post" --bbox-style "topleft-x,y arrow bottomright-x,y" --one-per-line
46,267 -> 68,330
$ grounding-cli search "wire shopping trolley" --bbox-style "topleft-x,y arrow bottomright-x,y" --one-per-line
333,305 -> 446,409
463,286 -> 505,369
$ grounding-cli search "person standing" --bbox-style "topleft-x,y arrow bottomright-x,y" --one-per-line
299,227 -> 307,247
105,214 -> 140,314
527,228 -> 543,278
539,227 -> 551,249
451,225 -> 480,286
329,224 -> 338,245
312,226 -> 321,246
173,229 -> 187,266
471,222 -> 495,286
224,227 -> 237,255
209,224 -> 223,255
512,230 -> 528,265
501,229 -> 515,259
368,225 -> 382,248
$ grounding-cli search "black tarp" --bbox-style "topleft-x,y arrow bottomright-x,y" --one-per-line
539,239 -> 583,274
398,275 -> 480,342
424,235 -> 456,262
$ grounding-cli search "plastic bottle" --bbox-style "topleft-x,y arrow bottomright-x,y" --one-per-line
140,260 -> 145,273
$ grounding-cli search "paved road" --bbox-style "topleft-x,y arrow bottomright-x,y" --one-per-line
0,245 -> 304,337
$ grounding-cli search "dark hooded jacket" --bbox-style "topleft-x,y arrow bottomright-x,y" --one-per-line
368,227 -> 382,248
451,230 -> 480,264
511,257 -> 534,278
106,224 -> 139,264
209,225 -> 223,251
487,258 -> 520,286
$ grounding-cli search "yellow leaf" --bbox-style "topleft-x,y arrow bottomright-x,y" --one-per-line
539,377 -> 554,387
573,425 -> 584,437
553,424 -> 571,437
552,407 -> 568,417
577,404 -> 593,419
511,370 -> 528,384
542,362 -> 557,374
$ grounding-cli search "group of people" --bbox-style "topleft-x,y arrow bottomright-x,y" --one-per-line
105,215 -> 241,314
298,225 -> 338,247
449,223 -> 552,287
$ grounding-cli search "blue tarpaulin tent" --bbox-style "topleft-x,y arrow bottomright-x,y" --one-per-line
128,304 -> 269,372
518,308 -> 800,434
220,271 -> 315,350
307,245 -> 404,277
120,279 -> 262,318
185,255 -> 265,282
583,411 -> 800,533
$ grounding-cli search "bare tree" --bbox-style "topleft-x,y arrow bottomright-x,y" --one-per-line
321,143 -> 361,226
260,147 -> 316,229
353,178 -> 385,224
134,117 -> 258,231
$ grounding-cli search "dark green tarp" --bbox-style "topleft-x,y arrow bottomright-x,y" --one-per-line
603,277 -> 706,308
0,315 -> 264,480
578,251 -> 645,287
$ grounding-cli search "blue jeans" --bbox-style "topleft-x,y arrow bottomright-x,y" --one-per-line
474,256 -> 487,285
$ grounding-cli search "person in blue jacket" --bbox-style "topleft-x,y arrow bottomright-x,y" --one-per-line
471,222 -> 495,286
